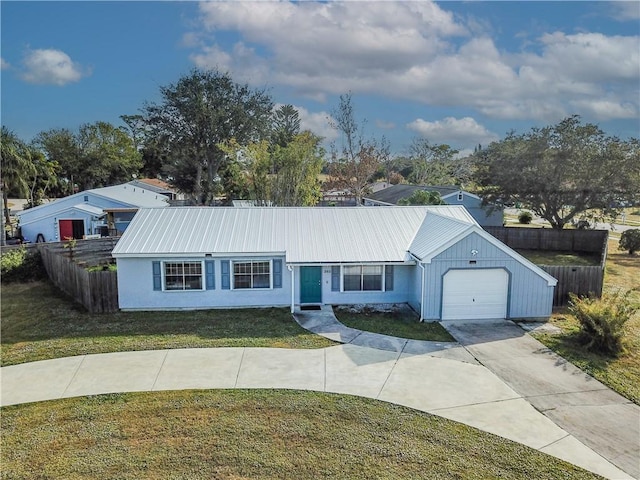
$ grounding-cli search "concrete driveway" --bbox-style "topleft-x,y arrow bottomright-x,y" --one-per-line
442,319 -> 640,480
1,308 -> 636,479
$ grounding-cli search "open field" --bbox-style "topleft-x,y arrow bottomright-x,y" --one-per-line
532,239 -> 640,404
0,282 -> 335,366
0,390 -> 599,480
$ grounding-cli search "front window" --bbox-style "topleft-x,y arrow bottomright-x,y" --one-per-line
164,261 -> 203,290
343,265 -> 383,291
233,261 -> 271,289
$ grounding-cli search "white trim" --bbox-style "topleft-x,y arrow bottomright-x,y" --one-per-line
441,190 -> 481,201
114,251 -> 286,259
288,264 -> 295,313
361,197 -> 395,206
231,259 -> 273,290
409,253 -> 426,321
340,264 -> 386,293
162,260 -> 205,292
414,226 -> 557,287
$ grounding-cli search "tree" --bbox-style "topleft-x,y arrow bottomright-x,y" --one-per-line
397,190 -> 445,206
326,93 -> 385,204
34,128 -> 81,196
76,122 -> 142,189
474,116 -> 640,229
619,229 -> 640,255
1,127 -> 35,226
408,138 -> 460,185
271,104 -> 301,148
120,114 -> 165,179
36,123 -> 142,193
142,69 -> 273,204
26,147 -> 60,208
219,131 -> 324,206
270,131 -> 324,206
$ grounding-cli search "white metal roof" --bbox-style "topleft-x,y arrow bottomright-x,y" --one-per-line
408,213 -> 475,261
17,183 -> 169,224
92,184 -> 169,207
72,203 -> 107,216
112,206 -> 478,263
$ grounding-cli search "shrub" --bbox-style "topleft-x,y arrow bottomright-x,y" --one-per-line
568,291 -> 638,356
518,211 -> 533,224
618,229 -> 640,255
0,247 -> 47,283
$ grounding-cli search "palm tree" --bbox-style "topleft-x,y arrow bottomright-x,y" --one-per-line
1,126 -> 35,227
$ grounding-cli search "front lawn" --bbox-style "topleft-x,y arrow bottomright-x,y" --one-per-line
0,390 -> 599,480
335,307 -> 455,342
532,240 -> 640,404
0,281 -> 335,366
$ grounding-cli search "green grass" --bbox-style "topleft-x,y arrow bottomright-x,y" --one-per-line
335,308 -> 455,342
0,281 -> 335,366
0,390 -> 599,480
516,249 -> 601,266
532,240 -> 640,404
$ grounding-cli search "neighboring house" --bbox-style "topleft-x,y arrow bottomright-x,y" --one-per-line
18,184 -> 169,243
128,178 -> 182,201
112,206 -> 556,320
363,185 -> 504,227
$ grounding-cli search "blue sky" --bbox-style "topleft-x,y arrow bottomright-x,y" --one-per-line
2,1 -> 639,157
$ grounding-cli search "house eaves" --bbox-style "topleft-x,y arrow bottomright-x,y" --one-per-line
113,206 -> 473,264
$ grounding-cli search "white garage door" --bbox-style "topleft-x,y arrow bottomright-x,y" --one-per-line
442,269 -> 508,320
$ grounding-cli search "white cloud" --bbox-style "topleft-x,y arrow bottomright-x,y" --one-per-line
188,1 -> 639,124
407,117 -> 499,148
193,1 -> 467,97
609,2 -> 640,21
20,48 -> 89,86
290,104 -> 338,143
1,58 -> 10,70
569,99 -> 638,120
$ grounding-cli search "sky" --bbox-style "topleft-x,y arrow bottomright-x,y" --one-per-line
2,1 -> 639,158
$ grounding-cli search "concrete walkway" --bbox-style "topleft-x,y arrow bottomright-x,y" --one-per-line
441,319 -> 640,480
0,308 -> 635,479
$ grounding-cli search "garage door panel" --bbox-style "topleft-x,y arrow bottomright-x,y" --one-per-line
442,269 -> 508,320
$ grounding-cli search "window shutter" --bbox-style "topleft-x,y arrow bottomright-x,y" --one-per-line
152,261 -> 162,291
273,259 -> 282,288
221,260 -> 230,290
385,265 -> 394,291
331,266 -> 340,291
205,260 -> 215,290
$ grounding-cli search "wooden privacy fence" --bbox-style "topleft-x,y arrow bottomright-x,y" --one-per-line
485,227 -> 608,306
38,238 -> 119,313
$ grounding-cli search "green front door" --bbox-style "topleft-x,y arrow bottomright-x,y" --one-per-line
300,266 -> 322,304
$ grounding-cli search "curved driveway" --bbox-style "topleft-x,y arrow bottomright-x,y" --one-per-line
1,308 -> 636,480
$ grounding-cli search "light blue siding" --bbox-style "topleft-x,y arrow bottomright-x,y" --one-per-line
116,232 -> 553,319
421,232 -> 554,319
445,194 -> 503,227
117,256 -> 290,310
19,192 -> 133,243
317,265 -> 417,306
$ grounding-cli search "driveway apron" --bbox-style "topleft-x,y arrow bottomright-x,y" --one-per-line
442,318 -> 640,480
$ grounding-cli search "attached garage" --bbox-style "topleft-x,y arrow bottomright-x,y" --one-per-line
113,205 -> 557,320
442,269 -> 509,320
